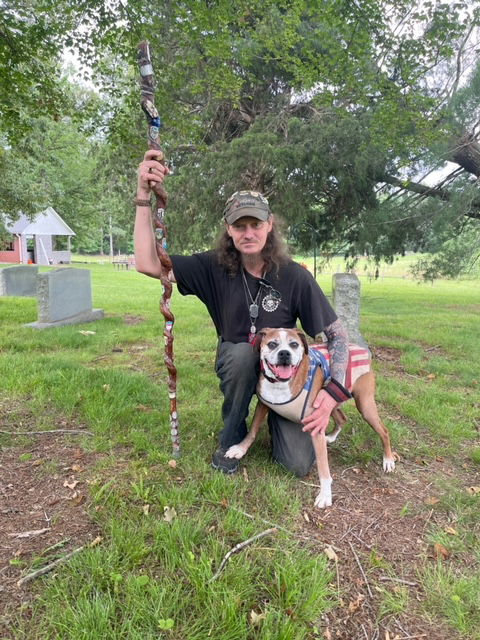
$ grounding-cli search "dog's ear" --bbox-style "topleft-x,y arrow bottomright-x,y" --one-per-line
253,330 -> 267,352
295,330 -> 309,354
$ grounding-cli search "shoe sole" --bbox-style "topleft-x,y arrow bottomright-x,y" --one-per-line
211,461 -> 238,474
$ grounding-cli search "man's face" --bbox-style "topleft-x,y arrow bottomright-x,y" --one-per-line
226,216 -> 273,256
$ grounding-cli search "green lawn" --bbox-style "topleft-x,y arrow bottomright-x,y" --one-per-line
0,260 -> 479,639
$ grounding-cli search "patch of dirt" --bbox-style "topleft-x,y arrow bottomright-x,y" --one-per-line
297,453 -> 480,640
0,409 -> 103,636
86,343 -> 165,380
123,314 -> 145,325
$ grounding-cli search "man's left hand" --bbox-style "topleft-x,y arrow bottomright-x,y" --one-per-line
302,389 -> 337,437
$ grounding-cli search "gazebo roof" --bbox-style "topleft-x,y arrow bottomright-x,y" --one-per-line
3,207 -> 75,236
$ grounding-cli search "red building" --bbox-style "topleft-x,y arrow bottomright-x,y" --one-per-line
0,208 -> 75,265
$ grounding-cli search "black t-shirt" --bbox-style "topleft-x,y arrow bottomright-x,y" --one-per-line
171,251 -> 337,343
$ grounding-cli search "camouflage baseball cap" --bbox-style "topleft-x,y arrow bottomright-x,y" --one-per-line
223,190 -> 271,224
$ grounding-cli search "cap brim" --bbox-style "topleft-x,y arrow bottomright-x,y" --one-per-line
224,207 -> 270,225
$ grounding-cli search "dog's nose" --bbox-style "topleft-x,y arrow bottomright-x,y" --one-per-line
277,350 -> 292,365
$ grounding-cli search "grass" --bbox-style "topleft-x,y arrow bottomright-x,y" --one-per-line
1,258 -> 479,638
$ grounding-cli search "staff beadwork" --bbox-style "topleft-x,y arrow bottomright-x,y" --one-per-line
137,40 -> 180,457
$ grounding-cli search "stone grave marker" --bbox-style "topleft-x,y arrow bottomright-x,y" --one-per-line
332,273 -> 368,349
0,265 -> 38,297
26,268 -> 104,329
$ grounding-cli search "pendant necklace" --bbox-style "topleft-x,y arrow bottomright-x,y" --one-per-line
242,268 -> 265,344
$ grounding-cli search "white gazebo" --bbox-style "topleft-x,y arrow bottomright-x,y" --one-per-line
0,207 -> 75,265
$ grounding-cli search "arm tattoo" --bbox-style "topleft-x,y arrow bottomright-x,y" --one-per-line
323,319 -> 349,385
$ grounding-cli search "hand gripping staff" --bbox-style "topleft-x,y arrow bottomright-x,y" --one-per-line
137,40 -> 180,457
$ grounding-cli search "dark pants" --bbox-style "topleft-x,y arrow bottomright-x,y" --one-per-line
215,340 -> 315,477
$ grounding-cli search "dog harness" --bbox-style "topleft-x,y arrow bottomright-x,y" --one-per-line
259,344 -> 370,423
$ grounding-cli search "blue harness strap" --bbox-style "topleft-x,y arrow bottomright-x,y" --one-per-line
303,347 -> 330,392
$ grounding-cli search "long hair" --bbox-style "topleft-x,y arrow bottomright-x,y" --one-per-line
215,216 -> 291,277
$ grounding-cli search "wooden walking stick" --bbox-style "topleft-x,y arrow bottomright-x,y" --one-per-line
137,40 -> 180,457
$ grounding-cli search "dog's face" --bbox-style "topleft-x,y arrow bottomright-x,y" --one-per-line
256,328 -> 309,382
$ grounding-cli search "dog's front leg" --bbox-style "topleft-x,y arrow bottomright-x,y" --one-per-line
311,432 -> 332,508
224,401 -> 269,459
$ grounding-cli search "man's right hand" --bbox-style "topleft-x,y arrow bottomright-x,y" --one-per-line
137,149 -> 170,197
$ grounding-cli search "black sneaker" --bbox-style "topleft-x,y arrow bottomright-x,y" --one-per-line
211,447 -> 239,474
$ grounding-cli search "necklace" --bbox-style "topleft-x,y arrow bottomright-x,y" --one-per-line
241,268 -> 265,344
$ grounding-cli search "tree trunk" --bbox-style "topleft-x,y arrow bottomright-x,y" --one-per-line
451,133 -> 480,177
109,216 -> 114,260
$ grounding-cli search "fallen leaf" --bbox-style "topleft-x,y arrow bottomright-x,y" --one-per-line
324,629 -> 332,640
424,496 -> 440,505
31,459 -> 45,467
79,330 -> 96,335
163,505 -> 177,523
102,384 -> 110,392
136,404 -> 153,412
63,479 -> 79,490
433,542 -> 450,559
415,458 -> 428,466
303,511 -> 310,523
143,504 -> 150,515
70,494 -> 86,506
444,526 -> 458,535
324,545 -> 338,562
426,373 -> 436,380
71,464 -> 84,473
243,467 -> 249,482
220,498 -> 228,508
467,486 -> 480,495
348,593 -> 365,613
167,459 -> 177,468
249,610 -> 266,627
89,536 -> 103,547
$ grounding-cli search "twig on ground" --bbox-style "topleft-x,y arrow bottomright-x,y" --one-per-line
347,539 -> 373,598
210,528 -> 278,582
338,525 -> 355,542
8,528 -> 50,539
299,480 -> 320,488
0,429 -> 93,436
17,537 -> 102,587
17,546 -> 85,587
379,576 -> 418,587
350,530 -> 372,550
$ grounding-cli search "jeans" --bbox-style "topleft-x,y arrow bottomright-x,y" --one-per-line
215,340 -> 315,477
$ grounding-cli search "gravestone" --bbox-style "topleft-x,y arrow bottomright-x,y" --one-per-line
332,273 -> 368,349
0,265 -> 38,297
25,268 -> 104,329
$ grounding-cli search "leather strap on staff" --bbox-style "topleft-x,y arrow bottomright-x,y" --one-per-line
137,40 -> 180,457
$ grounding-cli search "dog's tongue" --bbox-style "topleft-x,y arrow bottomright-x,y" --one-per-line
272,364 -> 295,380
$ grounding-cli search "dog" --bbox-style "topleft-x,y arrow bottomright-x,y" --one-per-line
225,328 -> 397,508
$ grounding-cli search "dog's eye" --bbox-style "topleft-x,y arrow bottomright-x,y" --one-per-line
267,341 -> 278,350
289,341 -> 299,349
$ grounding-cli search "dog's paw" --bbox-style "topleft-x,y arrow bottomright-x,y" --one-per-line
224,445 -> 247,459
383,456 -> 396,472
314,479 -> 333,509
314,490 -> 332,509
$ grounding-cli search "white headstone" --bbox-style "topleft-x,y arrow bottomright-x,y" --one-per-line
25,268 -> 104,329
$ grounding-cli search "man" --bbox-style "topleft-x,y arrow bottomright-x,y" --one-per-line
134,149 -> 349,475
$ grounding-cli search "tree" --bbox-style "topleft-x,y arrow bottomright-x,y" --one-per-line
3,1 -> 480,275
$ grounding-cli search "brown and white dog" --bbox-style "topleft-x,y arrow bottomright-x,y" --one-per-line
225,328 -> 397,508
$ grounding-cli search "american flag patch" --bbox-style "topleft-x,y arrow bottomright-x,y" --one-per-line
310,343 -> 371,391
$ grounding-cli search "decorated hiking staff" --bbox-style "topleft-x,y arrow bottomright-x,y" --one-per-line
137,40 -> 180,457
